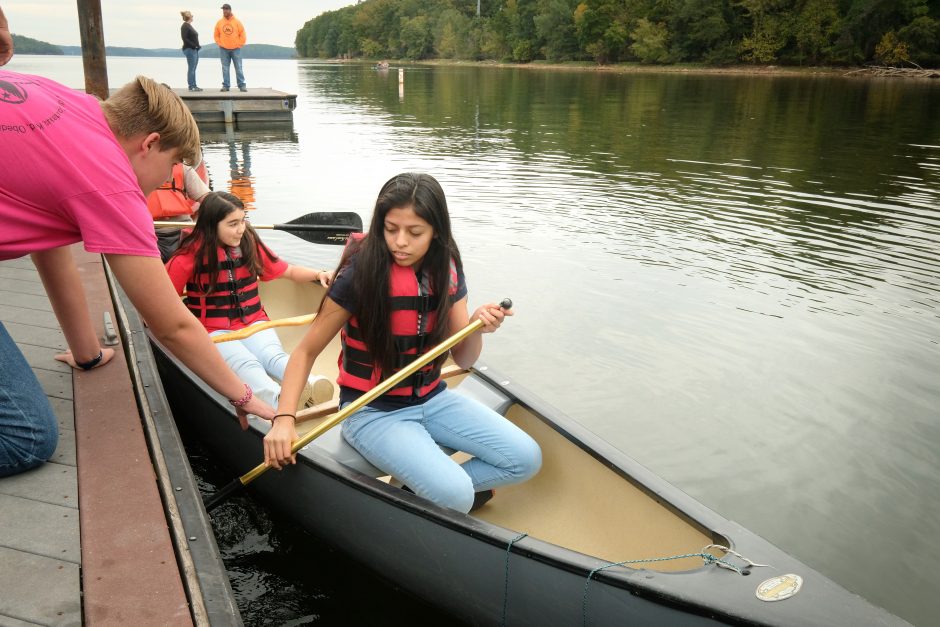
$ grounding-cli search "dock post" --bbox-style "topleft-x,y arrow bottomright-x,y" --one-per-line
76,0 -> 109,100
222,100 -> 234,124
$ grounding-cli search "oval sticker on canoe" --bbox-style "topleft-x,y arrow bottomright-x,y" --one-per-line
756,574 -> 803,602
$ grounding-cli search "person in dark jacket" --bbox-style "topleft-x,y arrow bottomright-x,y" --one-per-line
181,10 -> 202,91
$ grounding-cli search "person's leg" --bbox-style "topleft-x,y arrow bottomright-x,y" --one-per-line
341,404 -> 476,512
421,391 -> 542,492
210,331 -> 280,407
184,48 -> 197,89
232,47 -> 246,90
238,326 -> 289,380
0,323 -> 58,478
219,48 -> 231,89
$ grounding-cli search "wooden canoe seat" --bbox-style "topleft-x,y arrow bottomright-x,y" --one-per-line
304,368 -> 514,478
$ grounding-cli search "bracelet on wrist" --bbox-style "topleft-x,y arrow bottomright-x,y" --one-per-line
76,350 -> 103,371
228,383 -> 253,408
272,413 -> 296,422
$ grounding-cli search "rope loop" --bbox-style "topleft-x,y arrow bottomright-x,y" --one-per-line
500,532 -> 528,627
581,545 -> 772,626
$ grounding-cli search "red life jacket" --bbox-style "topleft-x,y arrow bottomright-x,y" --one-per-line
184,247 -> 266,331
337,257 -> 458,398
147,162 -> 207,219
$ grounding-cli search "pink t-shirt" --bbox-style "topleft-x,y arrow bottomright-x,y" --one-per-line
0,70 -> 159,261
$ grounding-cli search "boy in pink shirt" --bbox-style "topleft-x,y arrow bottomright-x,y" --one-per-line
0,69 -> 274,477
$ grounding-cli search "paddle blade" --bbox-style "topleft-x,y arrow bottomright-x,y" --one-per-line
274,212 -> 363,245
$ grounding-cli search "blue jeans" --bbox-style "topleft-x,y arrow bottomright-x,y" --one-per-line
341,390 -> 542,513
183,47 -> 199,89
219,47 -> 245,89
210,325 -> 287,407
0,322 -> 58,477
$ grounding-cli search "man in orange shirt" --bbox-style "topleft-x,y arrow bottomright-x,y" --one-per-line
214,3 -> 246,92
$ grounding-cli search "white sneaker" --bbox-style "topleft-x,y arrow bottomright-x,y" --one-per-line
298,375 -> 334,409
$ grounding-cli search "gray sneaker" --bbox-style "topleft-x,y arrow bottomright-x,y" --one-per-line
221,87 -> 230,92
238,86 -> 248,92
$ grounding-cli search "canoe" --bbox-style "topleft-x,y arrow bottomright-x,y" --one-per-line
150,279 -> 908,626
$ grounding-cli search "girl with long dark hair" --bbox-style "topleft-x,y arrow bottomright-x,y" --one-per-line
264,173 -> 541,513
166,192 -> 333,409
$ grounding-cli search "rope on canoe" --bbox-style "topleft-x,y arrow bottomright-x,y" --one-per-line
500,532 -> 528,627
581,544 -> 771,627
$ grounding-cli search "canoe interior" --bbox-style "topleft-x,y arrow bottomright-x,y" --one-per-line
259,279 -> 718,572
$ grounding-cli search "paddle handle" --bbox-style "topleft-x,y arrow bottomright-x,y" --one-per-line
212,314 -> 316,344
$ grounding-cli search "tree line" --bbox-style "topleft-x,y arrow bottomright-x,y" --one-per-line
295,0 -> 939,68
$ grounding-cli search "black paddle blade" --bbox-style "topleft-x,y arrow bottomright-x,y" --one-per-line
274,212 -> 363,245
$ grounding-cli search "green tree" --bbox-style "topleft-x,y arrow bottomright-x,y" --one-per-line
401,15 -> 434,59
630,18 -> 670,62
533,0 -> 580,61
793,0 -> 841,64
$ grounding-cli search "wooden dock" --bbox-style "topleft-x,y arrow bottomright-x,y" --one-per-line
174,87 -> 297,125
0,249 -> 240,625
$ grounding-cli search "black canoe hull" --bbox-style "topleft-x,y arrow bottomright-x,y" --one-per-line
151,335 -> 907,627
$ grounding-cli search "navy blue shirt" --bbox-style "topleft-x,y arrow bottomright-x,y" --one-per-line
329,256 -> 467,411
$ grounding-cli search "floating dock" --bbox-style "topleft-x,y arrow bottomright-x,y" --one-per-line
174,87 -> 297,125
0,249 -> 240,625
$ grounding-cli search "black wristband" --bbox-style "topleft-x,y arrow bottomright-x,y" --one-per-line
76,350 -> 103,371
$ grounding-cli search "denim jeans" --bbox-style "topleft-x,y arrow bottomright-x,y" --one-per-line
210,325 -> 288,407
219,47 -> 245,89
183,47 -> 199,89
341,390 -> 542,513
0,322 -> 58,477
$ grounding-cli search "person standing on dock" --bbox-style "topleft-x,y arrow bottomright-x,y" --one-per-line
214,3 -> 246,92
0,70 -> 275,477
0,5 -> 12,65
180,10 -> 202,91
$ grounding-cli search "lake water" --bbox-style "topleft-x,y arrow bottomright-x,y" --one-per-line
7,55 -> 939,626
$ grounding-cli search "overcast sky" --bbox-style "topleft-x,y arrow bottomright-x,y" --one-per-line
4,1 -> 355,48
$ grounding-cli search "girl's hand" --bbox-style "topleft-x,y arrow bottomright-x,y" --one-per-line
316,269 -> 334,288
472,302 -> 514,334
237,396 -> 275,430
263,415 -> 299,469
54,347 -> 115,370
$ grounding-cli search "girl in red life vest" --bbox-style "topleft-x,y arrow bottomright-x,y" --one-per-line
165,192 -> 334,409
265,173 -> 541,513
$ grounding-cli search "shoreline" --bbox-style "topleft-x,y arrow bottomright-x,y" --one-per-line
347,57 -> 940,80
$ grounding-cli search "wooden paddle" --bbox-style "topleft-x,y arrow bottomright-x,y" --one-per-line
203,298 -> 512,511
212,314 -> 317,344
154,211 -> 363,245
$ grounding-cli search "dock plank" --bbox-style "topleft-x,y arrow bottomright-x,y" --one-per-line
15,343 -> 71,373
0,276 -> 50,297
0,547 -> 81,627
0,462 -> 78,509
1,291 -> 53,312
0,494 -> 81,563
0,265 -> 38,281
0,303 -> 60,328
34,368 -> 72,401
3,320 -> 66,350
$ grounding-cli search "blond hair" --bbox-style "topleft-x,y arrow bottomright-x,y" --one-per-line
100,76 -> 201,165
181,10 -> 192,21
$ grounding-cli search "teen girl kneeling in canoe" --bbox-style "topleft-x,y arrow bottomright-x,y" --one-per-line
265,173 -> 542,513
165,191 -> 334,409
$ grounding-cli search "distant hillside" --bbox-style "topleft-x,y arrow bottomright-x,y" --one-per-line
11,34 -> 64,55
57,43 -> 295,59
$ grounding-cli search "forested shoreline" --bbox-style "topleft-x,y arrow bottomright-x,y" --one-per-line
295,0 -> 940,68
